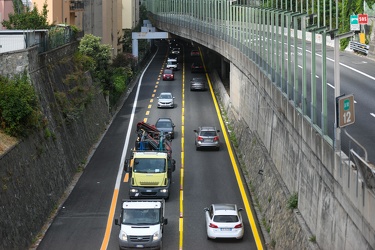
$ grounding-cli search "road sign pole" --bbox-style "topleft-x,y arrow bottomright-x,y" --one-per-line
333,31 -> 354,162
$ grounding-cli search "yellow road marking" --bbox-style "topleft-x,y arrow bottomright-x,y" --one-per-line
100,189 -> 119,250
179,55 -> 185,250
146,111 -> 150,116
123,173 -> 129,182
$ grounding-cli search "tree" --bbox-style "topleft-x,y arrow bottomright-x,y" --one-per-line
78,34 -> 112,90
1,0 -> 49,29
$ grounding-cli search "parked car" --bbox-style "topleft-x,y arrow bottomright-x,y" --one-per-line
194,126 -> 220,150
155,118 -> 175,139
190,49 -> 200,57
166,59 -> 178,71
157,92 -> 175,108
191,61 -> 204,73
190,77 -> 207,91
162,69 -> 174,81
204,204 -> 244,240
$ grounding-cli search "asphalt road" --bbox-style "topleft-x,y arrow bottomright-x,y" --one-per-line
37,40 -> 259,250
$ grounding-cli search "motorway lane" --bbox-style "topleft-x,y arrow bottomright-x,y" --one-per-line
182,50 -> 258,249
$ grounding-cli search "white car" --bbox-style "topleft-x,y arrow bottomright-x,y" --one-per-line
204,204 -> 244,240
166,59 -> 178,71
157,92 -> 175,108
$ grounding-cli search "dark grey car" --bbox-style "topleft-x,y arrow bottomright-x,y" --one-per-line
190,78 -> 207,91
155,118 -> 175,139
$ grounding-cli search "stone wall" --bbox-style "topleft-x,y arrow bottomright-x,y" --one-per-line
0,44 -> 111,249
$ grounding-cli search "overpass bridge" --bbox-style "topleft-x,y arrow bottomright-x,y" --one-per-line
143,0 -> 375,249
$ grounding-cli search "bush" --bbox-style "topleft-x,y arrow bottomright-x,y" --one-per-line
287,192 -> 298,210
0,74 -> 41,137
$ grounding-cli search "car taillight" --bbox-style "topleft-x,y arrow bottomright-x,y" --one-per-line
197,136 -> 204,141
209,223 -> 218,228
213,136 -> 219,141
234,223 -> 242,228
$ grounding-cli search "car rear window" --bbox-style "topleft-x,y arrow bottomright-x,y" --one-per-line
201,131 -> 216,136
213,215 -> 239,223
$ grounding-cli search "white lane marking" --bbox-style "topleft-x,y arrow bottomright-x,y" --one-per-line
302,48 -> 375,81
371,113 -> 375,118
327,82 -> 335,89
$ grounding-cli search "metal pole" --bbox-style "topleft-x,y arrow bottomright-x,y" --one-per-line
333,31 -> 354,158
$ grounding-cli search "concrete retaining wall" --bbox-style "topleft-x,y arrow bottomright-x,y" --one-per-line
155,20 -> 375,249
0,44 -> 111,249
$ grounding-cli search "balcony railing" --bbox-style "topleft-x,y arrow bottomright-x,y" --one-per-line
70,1 -> 84,11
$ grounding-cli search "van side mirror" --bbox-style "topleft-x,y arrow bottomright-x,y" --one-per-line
115,219 -> 120,226
172,159 -> 176,172
163,218 -> 168,225
124,159 -> 129,172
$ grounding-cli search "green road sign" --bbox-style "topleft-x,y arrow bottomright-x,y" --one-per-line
337,94 -> 355,128
350,15 -> 358,24
350,15 -> 360,31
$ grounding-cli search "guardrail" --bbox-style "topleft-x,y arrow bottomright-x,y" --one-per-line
349,41 -> 369,55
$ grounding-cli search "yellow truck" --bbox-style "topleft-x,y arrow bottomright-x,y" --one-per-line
125,121 -> 176,200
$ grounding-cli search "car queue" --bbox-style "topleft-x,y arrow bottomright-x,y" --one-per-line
115,39 -> 245,250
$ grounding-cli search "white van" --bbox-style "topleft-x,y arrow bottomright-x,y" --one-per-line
166,59 -> 178,70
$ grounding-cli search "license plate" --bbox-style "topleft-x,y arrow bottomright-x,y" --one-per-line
220,228 -> 232,231
146,190 -> 152,192
136,245 -> 144,248
205,139 -> 213,142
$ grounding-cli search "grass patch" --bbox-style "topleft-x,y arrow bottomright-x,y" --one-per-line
309,235 -> 316,243
287,192 -> 298,210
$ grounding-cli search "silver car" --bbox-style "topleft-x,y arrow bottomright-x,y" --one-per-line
190,78 -> 207,91
157,92 -> 175,108
194,126 -> 220,150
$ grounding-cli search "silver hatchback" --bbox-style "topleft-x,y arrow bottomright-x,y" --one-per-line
194,126 -> 220,150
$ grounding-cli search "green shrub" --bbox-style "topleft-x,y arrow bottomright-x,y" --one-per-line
0,74 -> 41,137
287,192 -> 298,210
309,235 -> 316,243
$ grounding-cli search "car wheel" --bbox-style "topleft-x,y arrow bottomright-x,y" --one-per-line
206,235 -> 210,240
196,146 -> 199,151
215,147 -> 220,151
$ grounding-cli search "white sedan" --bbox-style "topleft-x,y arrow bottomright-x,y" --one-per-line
204,204 -> 244,240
